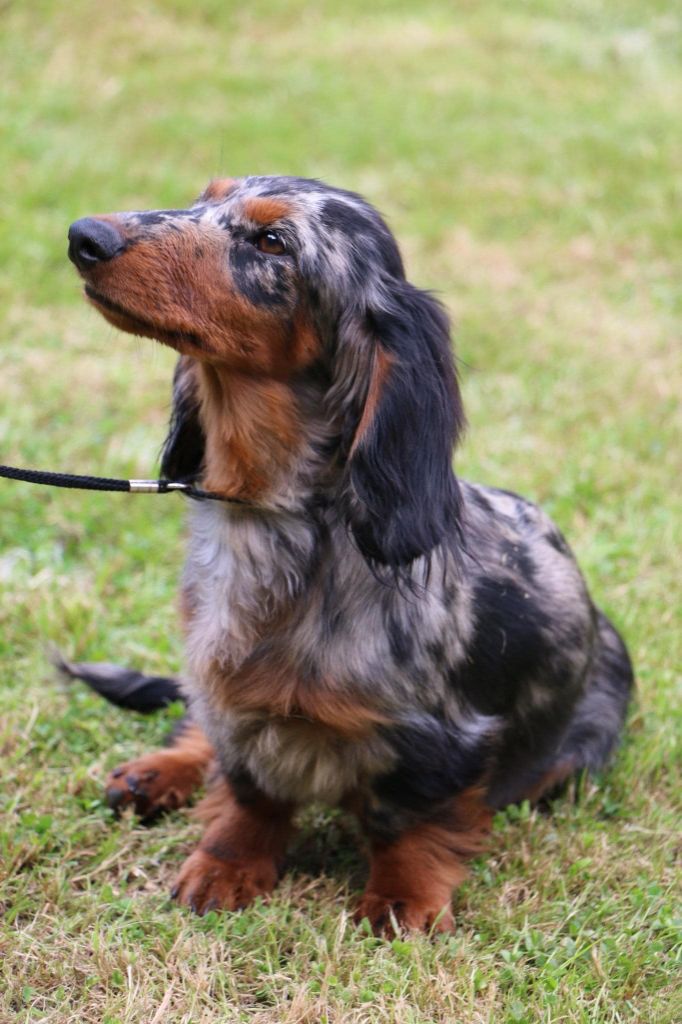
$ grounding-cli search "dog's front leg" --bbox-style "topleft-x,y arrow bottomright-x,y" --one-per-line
355,786 -> 492,935
171,774 -> 294,915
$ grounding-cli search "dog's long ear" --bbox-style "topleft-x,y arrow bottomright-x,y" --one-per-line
341,282 -> 464,568
160,356 -> 205,481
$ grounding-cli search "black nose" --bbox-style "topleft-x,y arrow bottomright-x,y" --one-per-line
68,217 -> 125,271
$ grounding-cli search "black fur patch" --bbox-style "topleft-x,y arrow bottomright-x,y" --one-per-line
545,528 -> 571,555
320,567 -> 344,639
160,357 -> 205,481
226,764 -> 266,806
449,577 -> 554,715
365,715 -> 491,840
386,614 -> 414,665
501,538 -> 536,581
229,243 -> 293,308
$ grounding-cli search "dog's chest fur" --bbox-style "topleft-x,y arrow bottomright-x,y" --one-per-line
178,485 -> 595,805
179,502 -> 470,802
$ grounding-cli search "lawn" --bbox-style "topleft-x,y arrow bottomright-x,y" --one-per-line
0,1 -> 680,1021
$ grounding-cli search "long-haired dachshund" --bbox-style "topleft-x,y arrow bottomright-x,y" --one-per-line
66,177 -> 633,933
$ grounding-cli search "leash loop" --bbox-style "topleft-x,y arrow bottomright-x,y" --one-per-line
0,464 -> 243,504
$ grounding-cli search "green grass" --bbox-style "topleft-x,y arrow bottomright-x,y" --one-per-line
1,1 -> 680,1021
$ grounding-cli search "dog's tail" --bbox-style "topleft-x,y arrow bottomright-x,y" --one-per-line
54,653 -> 184,713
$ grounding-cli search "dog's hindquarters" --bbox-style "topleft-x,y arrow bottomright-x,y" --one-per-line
488,608 -> 634,807
551,608 -> 634,776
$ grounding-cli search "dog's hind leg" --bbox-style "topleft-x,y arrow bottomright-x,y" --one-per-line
56,654 -> 214,818
554,609 -> 633,769
105,720 -> 215,821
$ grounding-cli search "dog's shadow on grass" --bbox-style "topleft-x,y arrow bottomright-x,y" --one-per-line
284,806 -> 368,890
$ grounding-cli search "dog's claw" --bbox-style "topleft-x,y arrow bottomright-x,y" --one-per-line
105,786 -> 127,812
171,849 -> 278,915
355,892 -> 455,936
125,773 -> 140,794
104,759 -> 187,821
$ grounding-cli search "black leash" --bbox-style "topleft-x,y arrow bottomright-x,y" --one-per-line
0,464 -> 245,504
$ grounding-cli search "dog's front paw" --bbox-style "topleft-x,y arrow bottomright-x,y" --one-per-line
170,850 -> 278,914
105,752 -> 200,820
355,890 -> 455,936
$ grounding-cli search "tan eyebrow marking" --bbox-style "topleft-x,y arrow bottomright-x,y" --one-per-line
242,197 -> 290,225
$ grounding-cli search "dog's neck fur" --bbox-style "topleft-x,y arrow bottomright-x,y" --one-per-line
183,360 -> 359,680
195,362 -> 337,510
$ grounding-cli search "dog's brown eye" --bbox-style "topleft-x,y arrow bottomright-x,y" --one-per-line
255,230 -> 286,256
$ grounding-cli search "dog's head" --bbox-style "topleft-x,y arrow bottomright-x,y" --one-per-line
69,176 -> 464,567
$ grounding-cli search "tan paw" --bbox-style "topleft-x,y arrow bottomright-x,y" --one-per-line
170,849 -> 278,914
105,752 -> 201,820
355,890 -> 455,936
